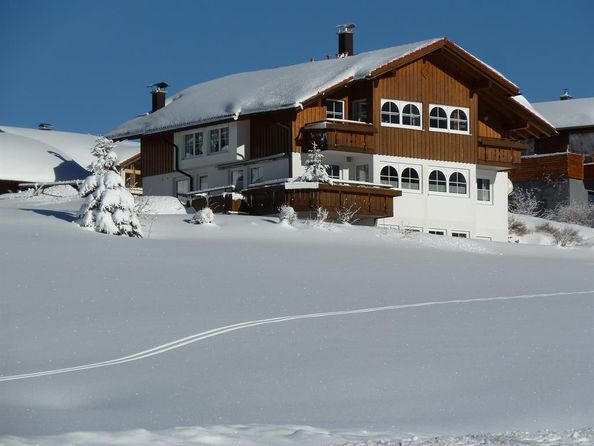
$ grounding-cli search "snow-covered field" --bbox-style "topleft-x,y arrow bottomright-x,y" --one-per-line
0,194 -> 592,445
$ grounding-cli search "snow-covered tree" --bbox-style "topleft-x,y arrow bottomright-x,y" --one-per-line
298,142 -> 332,184
78,137 -> 143,237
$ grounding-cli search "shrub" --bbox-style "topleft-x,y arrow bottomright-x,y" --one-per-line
191,207 -> 215,225
278,204 -> 297,225
535,222 -> 583,247
337,204 -> 360,225
508,215 -> 528,236
543,202 -> 594,228
508,187 -> 541,216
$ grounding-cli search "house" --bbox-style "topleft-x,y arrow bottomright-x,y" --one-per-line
108,28 -> 555,241
0,125 -> 141,193
508,93 -> 594,208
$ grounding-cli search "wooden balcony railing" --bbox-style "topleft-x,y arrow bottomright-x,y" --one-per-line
299,120 -> 377,154
477,137 -> 526,168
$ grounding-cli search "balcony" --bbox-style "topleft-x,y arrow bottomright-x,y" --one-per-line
299,120 -> 376,154
477,137 -> 526,168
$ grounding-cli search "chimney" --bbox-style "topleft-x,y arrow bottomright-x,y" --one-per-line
337,23 -> 355,57
560,88 -> 572,100
38,123 -> 53,131
148,81 -> 169,112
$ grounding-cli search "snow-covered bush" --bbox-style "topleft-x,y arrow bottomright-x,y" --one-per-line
298,142 -> 332,184
191,207 -> 215,225
78,137 -> 143,237
508,215 -> 528,236
309,206 -> 329,228
278,204 -> 297,225
508,187 -> 541,216
337,204 -> 360,225
543,202 -> 594,227
535,222 -> 583,247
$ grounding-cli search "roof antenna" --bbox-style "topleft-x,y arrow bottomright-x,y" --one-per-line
560,88 -> 572,101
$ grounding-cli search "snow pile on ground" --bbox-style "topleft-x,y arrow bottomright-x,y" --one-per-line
509,213 -> 594,247
134,195 -> 188,214
0,184 -> 79,202
2,425 -> 592,446
0,196 -> 592,443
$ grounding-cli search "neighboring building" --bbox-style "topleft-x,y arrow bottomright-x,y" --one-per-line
0,125 -> 141,193
108,32 -> 554,241
509,94 -> 594,208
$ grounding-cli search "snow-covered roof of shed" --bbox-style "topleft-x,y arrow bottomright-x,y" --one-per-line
0,132 -> 88,183
0,126 -> 139,170
110,38 -> 466,139
531,97 -> 594,130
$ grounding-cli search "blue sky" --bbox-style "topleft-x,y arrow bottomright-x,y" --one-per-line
1,0 -> 592,135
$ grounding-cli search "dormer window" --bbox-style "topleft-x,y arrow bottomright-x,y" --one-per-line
326,99 -> 344,120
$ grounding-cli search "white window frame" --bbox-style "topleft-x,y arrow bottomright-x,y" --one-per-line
356,164 -> 369,182
380,99 -> 423,130
175,178 -> 189,198
449,171 -> 468,195
183,131 -> 204,159
327,164 -> 341,180
405,226 -> 423,233
379,165 -> 399,187
198,175 -> 208,191
208,125 -> 230,154
428,229 -> 446,235
476,178 -> 492,203
428,169 -> 447,193
230,169 -> 244,190
351,99 -> 368,122
426,167 -> 469,197
428,104 -> 470,135
326,99 -> 345,120
400,166 -> 422,192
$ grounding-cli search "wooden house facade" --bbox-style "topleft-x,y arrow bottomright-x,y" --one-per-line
108,36 -> 554,241
508,96 -> 594,209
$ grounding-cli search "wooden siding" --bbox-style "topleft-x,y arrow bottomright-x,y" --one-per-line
584,163 -> 594,181
372,58 -> 478,163
293,102 -> 325,153
250,111 -> 293,158
509,153 -> 584,182
300,121 -> 376,153
141,133 -> 173,177
534,132 -> 570,154
243,183 -> 399,220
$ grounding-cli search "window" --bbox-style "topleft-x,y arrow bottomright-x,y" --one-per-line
477,178 -> 491,202
401,167 -> 420,190
451,231 -> 469,238
230,169 -> 244,190
381,101 -> 399,124
356,164 -> 369,182
450,109 -> 468,132
402,104 -> 421,127
208,127 -> 229,153
199,175 -> 208,191
428,170 -> 447,192
381,99 -> 422,129
210,129 -> 220,153
449,172 -> 467,194
428,229 -> 445,235
352,99 -> 368,122
429,106 -> 448,129
380,166 -> 398,187
327,164 -> 340,179
176,178 -> 189,198
250,166 -> 264,184
183,132 -> 204,158
429,104 -> 470,134
326,99 -> 344,120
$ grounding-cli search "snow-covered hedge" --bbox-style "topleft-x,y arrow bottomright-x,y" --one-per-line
191,207 -> 215,225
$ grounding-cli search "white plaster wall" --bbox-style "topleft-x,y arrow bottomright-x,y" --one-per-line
143,172 -> 181,196
374,155 -> 509,242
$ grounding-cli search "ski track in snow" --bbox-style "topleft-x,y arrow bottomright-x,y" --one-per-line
1,289 -> 592,383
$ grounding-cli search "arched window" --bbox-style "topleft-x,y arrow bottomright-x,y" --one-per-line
402,104 -> 421,127
429,170 -> 447,192
450,109 -> 468,132
381,101 -> 399,124
449,172 -> 467,194
380,166 -> 398,187
429,107 -> 448,129
401,167 -> 420,190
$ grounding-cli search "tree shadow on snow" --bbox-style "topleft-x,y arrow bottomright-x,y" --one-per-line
21,208 -> 78,223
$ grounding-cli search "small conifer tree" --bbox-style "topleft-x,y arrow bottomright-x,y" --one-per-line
298,142 -> 332,184
78,137 -> 143,237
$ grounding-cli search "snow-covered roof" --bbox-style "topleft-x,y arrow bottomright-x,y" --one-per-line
531,97 -> 594,130
0,126 -> 140,170
511,95 -> 556,130
110,38 -> 520,139
0,126 -> 140,184
0,132 -> 88,183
